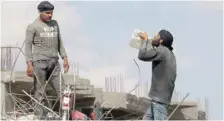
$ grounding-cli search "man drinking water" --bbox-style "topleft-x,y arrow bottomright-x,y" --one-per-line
138,30 -> 177,120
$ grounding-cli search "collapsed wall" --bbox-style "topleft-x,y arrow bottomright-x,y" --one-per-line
1,71 -> 203,120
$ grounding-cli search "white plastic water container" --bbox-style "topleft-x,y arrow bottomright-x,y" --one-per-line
129,29 -> 153,50
129,29 -> 144,49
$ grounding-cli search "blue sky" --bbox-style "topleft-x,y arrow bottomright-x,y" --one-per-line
1,1 -> 223,120
61,2 -> 223,119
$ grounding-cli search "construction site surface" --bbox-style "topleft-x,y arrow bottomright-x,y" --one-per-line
1,70 -> 207,120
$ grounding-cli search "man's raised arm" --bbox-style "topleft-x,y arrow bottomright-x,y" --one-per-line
138,40 -> 164,62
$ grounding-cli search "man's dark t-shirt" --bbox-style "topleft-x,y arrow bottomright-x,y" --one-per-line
138,40 -> 177,104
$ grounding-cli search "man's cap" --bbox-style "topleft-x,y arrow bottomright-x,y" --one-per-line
37,1 -> 54,12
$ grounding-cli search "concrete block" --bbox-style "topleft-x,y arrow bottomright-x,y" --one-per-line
168,105 -> 198,120
75,77 -> 90,85
1,71 -> 15,83
180,106 -> 198,119
0,83 -> 14,113
126,94 -> 137,106
102,92 -> 148,113
198,110 -> 206,120
102,92 -> 127,109
137,97 -> 150,113
94,88 -> 103,104
75,85 -> 89,90
76,90 -> 92,95
62,74 -> 75,85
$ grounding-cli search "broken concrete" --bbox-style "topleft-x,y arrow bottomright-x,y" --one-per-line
1,71 -> 206,120
168,102 -> 199,120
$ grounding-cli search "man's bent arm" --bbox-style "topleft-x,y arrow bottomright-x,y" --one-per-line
138,40 -> 163,61
25,25 -> 35,63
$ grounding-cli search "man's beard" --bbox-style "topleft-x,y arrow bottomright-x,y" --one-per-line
151,39 -> 160,47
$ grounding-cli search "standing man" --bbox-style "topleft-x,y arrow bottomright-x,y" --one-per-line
138,30 -> 176,120
25,1 -> 69,119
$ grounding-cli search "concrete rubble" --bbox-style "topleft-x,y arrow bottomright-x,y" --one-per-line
1,71 -> 207,120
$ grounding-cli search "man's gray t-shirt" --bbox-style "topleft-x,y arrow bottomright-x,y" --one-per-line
138,40 -> 177,104
25,19 -> 67,62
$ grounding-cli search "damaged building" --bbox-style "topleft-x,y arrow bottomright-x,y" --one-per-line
0,47 -> 208,120
1,71 -> 207,120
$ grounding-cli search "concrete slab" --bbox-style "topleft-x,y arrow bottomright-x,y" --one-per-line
1,71 -> 201,120
1,71 -> 15,83
102,92 -> 149,114
0,83 -> 14,114
170,101 -> 198,107
168,104 -> 198,120
93,88 -> 103,104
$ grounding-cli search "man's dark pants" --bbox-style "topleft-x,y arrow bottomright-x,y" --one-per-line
32,60 -> 62,118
